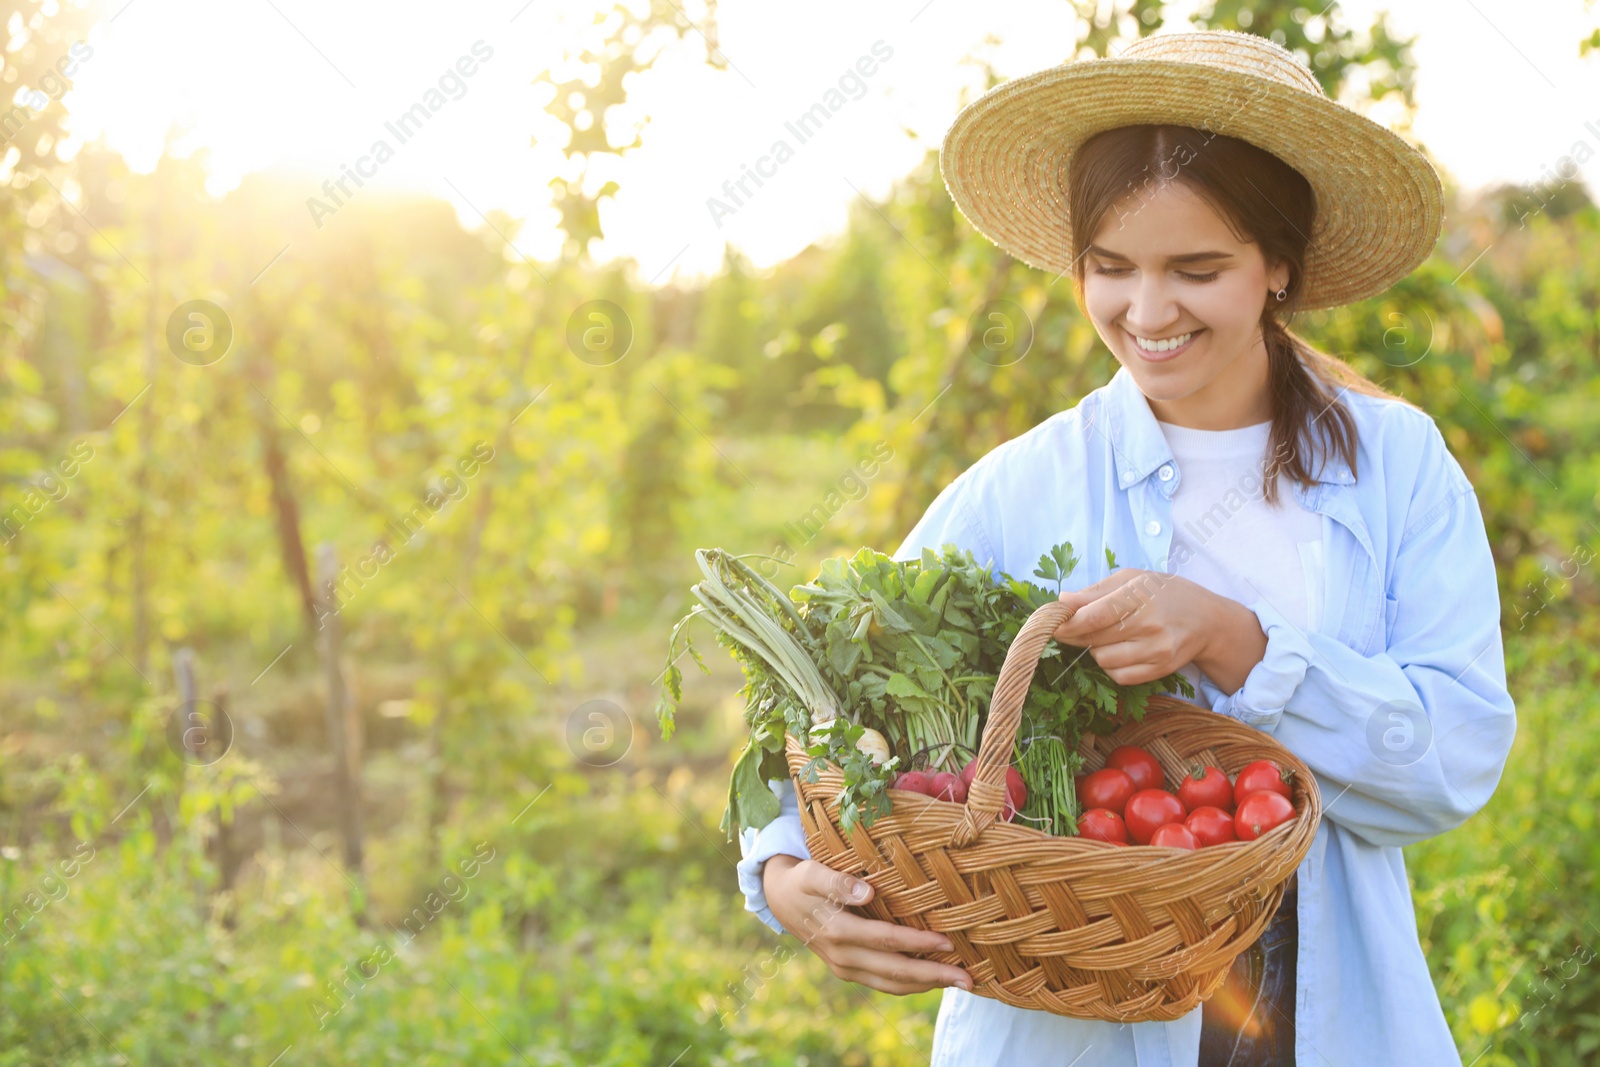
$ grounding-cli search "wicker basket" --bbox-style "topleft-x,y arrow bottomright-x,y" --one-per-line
783,599 -> 1321,1022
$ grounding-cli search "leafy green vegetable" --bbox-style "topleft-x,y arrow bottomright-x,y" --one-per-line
724,737 -> 782,840
655,541 -> 1194,842
799,718 -> 901,835
1032,542 -> 1080,594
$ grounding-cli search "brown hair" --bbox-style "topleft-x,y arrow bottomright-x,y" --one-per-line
1066,124 -> 1414,503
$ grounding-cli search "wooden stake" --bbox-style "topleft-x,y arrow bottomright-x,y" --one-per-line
317,543 -> 366,903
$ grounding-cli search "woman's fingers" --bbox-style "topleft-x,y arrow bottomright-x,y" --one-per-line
1055,594 -> 1138,643
795,865 -> 953,947
777,863 -> 870,942
800,860 -> 874,908
819,908 -> 957,957
1082,637 -> 1147,670
832,966 -> 962,996
829,944 -> 972,994
782,862 -> 974,995
817,913 -> 971,990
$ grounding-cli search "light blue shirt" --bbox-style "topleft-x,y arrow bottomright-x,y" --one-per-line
736,365 -> 1516,1066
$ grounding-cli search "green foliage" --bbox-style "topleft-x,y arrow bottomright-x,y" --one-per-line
0,769 -> 945,1066
1031,542 -> 1082,596
1406,629 -> 1600,1064
536,0 -> 709,264
1190,0 -> 1420,108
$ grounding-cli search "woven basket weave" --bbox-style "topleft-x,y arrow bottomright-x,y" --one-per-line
783,599 -> 1320,1022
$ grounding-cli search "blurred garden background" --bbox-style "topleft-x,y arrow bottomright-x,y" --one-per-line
3,0 -> 1600,1062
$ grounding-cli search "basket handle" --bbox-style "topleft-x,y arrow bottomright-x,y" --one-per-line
949,598 -> 1077,848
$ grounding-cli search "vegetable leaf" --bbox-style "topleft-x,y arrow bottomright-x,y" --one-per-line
721,738 -> 782,840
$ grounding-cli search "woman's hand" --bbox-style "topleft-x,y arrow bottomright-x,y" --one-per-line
1051,569 -> 1267,692
762,855 -> 973,995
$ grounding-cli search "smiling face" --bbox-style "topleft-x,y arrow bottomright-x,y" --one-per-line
1081,180 -> 1290,429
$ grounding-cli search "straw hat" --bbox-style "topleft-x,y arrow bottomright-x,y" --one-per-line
939,28 -> 1443,310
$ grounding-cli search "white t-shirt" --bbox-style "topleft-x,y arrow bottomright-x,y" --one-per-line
1157,418 -> 1325,694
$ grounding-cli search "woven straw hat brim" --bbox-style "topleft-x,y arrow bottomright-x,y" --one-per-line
940,58 -> 1444,310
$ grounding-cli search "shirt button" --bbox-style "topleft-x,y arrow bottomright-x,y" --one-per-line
1158,464 -> 1174,481
1121,470 -> 1135,485
1145,520 -> 1161,536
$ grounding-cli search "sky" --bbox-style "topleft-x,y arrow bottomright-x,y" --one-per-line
45,0 -> 1600,287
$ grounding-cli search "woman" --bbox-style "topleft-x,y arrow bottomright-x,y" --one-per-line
737,29 -> 1516,1067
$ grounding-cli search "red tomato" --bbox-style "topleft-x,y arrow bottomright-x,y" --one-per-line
1149,823 -> 1200,850
1235,791 -> 1295,840
1076,768 -> 1136,815
1123,789 -> 1187,845
893,770 -> 933,795
1233,760 -> 1292,806
1106,746 -> 1165,792
928,772 -> 967,803
1177,765 -> 1234,813
1184,806 -> 1238,847
1077,808 -> 1128,843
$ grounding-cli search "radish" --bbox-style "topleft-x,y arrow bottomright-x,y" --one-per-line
959,756 -> 1027,818
928,772 -> 968,803
854,727 -> 891,766
893,770 -> 934,795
